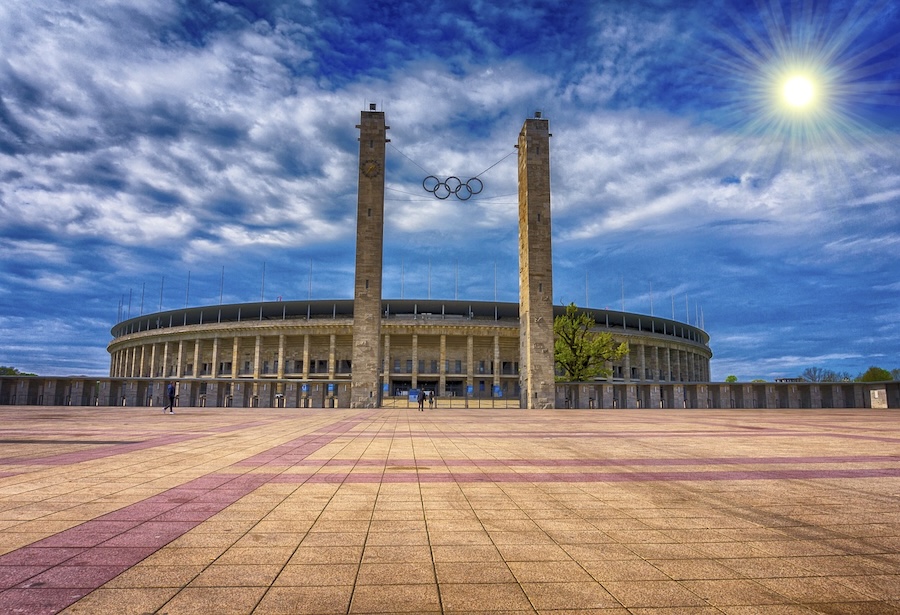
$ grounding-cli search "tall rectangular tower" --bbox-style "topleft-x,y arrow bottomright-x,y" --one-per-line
350,106 -> 388,408
517,115 -> 556,409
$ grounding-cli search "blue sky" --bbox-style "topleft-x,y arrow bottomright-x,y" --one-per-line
1,0 -> 898,380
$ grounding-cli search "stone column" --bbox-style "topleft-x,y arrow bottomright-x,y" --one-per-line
517,114 -> 555,409
383,334 -> 391,395
411,334 -> 419,390
350,106 -> 388,408
277,334 -> 285,395
493,335 -> 501,395
302,334 -> 310,379
211,337 -> 219,378
638,344 -> 646,382
177,340 -> 184,378
193,340 -> 201,378
466,335 -> 474,393
439,334 -> 447,396
328,334 -> 336,380
231,337 -> 240,379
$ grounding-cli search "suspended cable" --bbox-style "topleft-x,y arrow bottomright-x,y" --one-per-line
387,142 -> 431,174
474,149 -> 517,178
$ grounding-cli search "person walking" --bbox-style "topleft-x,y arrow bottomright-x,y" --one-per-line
417,389 -> 425,411
164,381 -> 176,414
428,391 -> 434,409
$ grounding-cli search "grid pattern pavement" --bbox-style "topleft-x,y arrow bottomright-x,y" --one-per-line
0,406 -> 898,614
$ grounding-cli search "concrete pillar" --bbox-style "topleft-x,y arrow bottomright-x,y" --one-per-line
517,114 -> 555,409
624,349 -> 632,383
412,334 -> 419,390
276,334 -> 285,394
149,344 -> 157,378
211,337 -> 219,378
177,340 -> 184,378
383,333 -> 391,396
639,344 -> 646,382
302,334 -> 310,379
231,337 -> 240,379
466,335 -> 474,393
193,340 -> 201,378
350,106 -> 387,408
328,334 -> 336,380
439,334 -> 446,396
493,335 -> 501,394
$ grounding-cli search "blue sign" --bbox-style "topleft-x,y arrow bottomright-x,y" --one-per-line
301,384 -> 308,393
383,383 -> 389,393
466,385 -> 474,396
493,385 -> 502,398
327,383 -> 334,393
408,389 -> 419,403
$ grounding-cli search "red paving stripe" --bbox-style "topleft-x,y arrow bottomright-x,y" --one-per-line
0,417 -> 368,614
263,466 -> 900,483
357,430 -> 900,443
0,420 -> 278,467
282,454 -> 900,467
0,473 -> 270,613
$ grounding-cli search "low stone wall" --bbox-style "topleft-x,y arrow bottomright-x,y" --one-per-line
1,376 -> 896,409
555,381 -> 900,409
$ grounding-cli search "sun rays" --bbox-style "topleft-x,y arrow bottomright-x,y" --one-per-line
703,0 -> 899,186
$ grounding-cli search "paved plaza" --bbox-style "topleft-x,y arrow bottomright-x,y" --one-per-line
0,406 -> 898,614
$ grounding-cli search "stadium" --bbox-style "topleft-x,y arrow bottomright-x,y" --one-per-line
105,298 -> 711,409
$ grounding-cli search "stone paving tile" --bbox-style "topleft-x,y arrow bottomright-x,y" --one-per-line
2,406 -> 900,613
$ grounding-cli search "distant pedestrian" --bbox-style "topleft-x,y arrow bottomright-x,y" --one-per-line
417,389 -> 425,411
428,391 -> 434,409
164,381 -> 176,414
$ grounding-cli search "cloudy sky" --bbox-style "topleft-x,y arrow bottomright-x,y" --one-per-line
1,0 -> 898,381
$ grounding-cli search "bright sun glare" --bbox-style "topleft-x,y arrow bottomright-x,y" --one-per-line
783,75 -> 815,107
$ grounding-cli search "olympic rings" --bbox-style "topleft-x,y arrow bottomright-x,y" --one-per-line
423,175 -> 484,201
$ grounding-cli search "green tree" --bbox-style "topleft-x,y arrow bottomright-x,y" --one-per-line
554,303 -> 628,381
857,366 -> 892,382
725,375 -> 738,383
0,366 -> 35,376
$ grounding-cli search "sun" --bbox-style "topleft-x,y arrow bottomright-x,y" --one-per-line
782,75 -> 815,108
702,0 -> 899,165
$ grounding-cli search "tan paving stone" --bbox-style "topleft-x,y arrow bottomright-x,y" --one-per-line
581,558 -> 669,581
356,561 -> 435,585
508,560 -> 594,583
253,585 -> 353,614
104,564 -> 205,588
159,586 -> 267,614
361,544 -> 433,564
439,582 -> 533,611
349,582 -> 441,613
61,588 -> 179,614
272,563 -> 359,586
521,581 -> 621,610
682,578 -> 790,606
602,580 -> 709,608
434,561 -> 516,584
287,545 -> 364,565
187,563 -> 282,587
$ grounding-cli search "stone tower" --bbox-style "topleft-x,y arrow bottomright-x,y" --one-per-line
350,105 -> 388,408
517,114 -> 556,409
